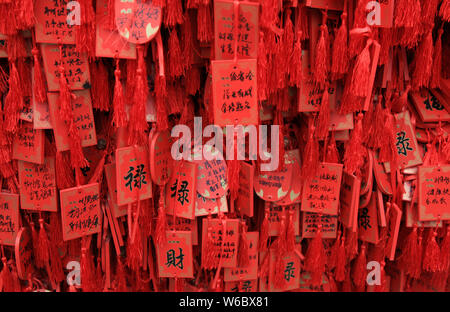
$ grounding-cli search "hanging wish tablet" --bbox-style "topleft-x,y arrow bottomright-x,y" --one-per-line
275,149 -> 302,206
115,0 -> 162,44
254,152 -> 293,202
149,129 -> 174,186
195,146 -> 228,199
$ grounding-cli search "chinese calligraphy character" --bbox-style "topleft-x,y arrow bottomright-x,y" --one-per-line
165,248 -> 184,270
124,164 -> 147,191
170,179 -> 190,206
359,208 -> 371,230
284,262 -> 295,282
396,131 -> 413,156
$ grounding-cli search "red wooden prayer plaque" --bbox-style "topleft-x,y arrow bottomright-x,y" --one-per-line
340,172 -> 361,232
0,193 -> 20,246
115,0 -> 162,44
149,130 -> 174,186
33,98 -> 52,129
211,59 -> 258,127
224,232 -> 259,282
236,161 -> 254,217
167,217 -> 198,246
15,227 -> 34,280
195,193 -> 228,217
214,0 -> 259,60
12,122 -> 45,165
60,183 -> 102,241
418,165 -> 450,221
302,212 -> 338,239
48,90 -> 97,151
104,162 -> 127,218
276,150 -> 302,206
166,161 -> 197,220
268,250 -> 301,292
410,91 -> 450,123
115,145 -> 152,206
41,44 -> 90,92
305,0 -> 344,11
358,192 -> 379,244
201,218 -> 239,268
156,231 -> 193,278
18,157 -> 58,212
96,0 -> 136,59
35,0 -> 76,44
301,163 -> 343,215
224,279 -> 258,292
196,157 -> 228,199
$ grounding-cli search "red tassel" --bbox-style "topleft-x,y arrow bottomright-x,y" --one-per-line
18,0 -> 35,29
345,229 -> 358,261
400,227 -> 420,278
304,226 -> 326,287
154,190 -> 167,246
202,216 -> 219,270
391,85 -> 411,113
412,28 -> 434,91
90,61 -> 110,112
350,39 -> 372,99
1,257 -> 14,292
343,113 -> 364,177
4,61 -> 23,134
422,229 -> 441,273
112,59 -> 127,128
126,227 -> 143,273
257,31 -> 269,101
285,209 -> 296,252
352,243 -> 367,289
313,23 -> 329,91
289,31 -> 303,87
197,4 -> 213,43
395,0 -> 421,28
75,0 -> 96,57
153,0 -> 167,8
440,0 -> 450,21
431,27 -> 444,90
185,66 -> 200,95
421,0 -> 440,29
32,47 -> 47,103
165,0 -> 184,27
378,108 -> 398,165
439,226 -> 450,273
115,257 -> 127,292
81,247 -> 95,292
258,203 -> 270,252
128,46 -> 148,146
30,221 -> 42,268
37,218 -> 50,266
331,11 -> 349,80
168,29 -> 184,79
155,74 -> 169,131
325,130 -> 340,163
58,64 -> 73,123
237,221 -> 249,267
55,151 -> 75,189
48,239 -> 65,285
317,87 -> 330,139
335,236 -> 347,282
301,120 -> 319,183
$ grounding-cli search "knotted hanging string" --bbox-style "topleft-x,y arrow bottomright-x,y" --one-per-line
430,26 -> 444,90
273,207 -> 287,289
422,219 -> 442,273
331,0 -> 349,80
258,202 -> 270,252
304,222 -> 326,287
31,31 -> 47,104
352,242 -> 367,290
237,220 -> 249,267
412,27 -> 434,91
313,10 -> 329,91
112,57 -> 127,128
154,32 -> 169,131
301,117 -> 319,183
289,30 -> 303,87
399,225 -> 420,278
343,112 -> 364,177
317,85 -> 330,139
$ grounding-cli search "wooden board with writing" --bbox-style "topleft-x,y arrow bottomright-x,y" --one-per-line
167,217 -> 198,245
48,90 -> 97,151
340,172 -> 361,232
115,0 -> 162,44
60,183 -> 101,241
236,161 -> 254,217
35,0 -> 76,44
166,161 -> 197,220
96,0 -> 136,59
418,165 -> 450,221
224,232 -> 258,282
224,279 -> 258,292
104,162 -> 127,218
201,218 -> 239,268
18,157 -> 58,212
410,91 -> 450,123
268,250 -> 301,292
12,122 -> 45,165
195,193 -> 228,217
302,212 -> 338,239
214,0 -> 259,60
358,192 -> 379,244
115,145 -> 152,206
211,59 -> 258,127
156,231 -> 193,278
276,149 -> 302,206
41,43 -> 90,91
0,193 -> 20,246
301,163 -> 343,215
